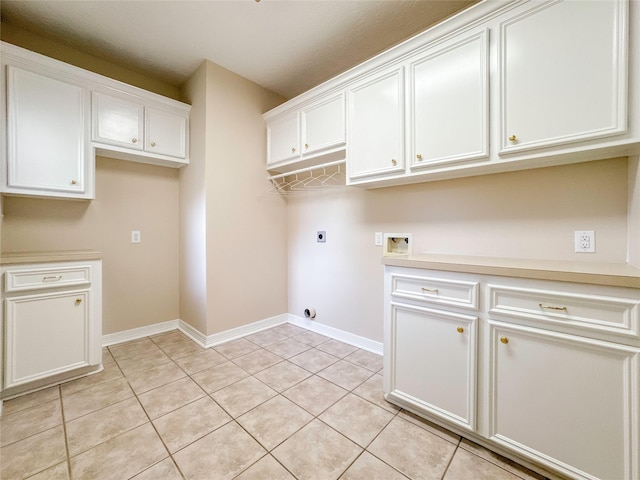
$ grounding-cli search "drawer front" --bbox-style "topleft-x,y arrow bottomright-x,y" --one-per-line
488,284 -> 640,341
391,273 -> 479,310
5,265 -> 92,293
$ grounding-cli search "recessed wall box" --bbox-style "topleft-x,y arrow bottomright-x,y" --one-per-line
383,233 -> 412,256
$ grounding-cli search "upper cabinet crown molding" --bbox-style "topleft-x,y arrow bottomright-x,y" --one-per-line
1,41 -> 191,200
264,0 -> 639,188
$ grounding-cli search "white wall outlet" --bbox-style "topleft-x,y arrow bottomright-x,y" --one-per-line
574,230 -> 595,253
131,230 -> 141,244
375,232 -> 383,246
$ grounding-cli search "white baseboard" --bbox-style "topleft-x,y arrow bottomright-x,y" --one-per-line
102,313 -> 383,356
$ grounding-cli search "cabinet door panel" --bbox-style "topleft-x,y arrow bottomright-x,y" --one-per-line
7,66 -> 86,194
145,107 -> 188,159
410,30 -> 488,168
92,92 -> 143,150
489,322 -> 639,480
348,66 -> 404,181
499,0 -> 627,153
267,112 -> 300,166
390,303 -> 477,429
302,93 -> 345,156
5,291 -> 89,388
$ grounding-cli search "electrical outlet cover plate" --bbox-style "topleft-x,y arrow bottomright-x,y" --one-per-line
575,230 -> 595,253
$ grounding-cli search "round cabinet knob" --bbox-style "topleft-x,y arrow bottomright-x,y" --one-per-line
416,154 -> 423,161
391,159 -> 397,166
75,298 -> 82,305
305,143 -> 309,150
457,326 -> 464,333
150,141 -> 156,147
508,135 -> 517,142
70,180 -> 77,185
291,147 -> 296,153
132,138 -> 138,144
500,336 -> 509,344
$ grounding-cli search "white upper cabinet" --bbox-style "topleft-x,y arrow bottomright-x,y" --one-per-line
347,66 -> 405,182
145,106 -> 188,159
409,29 -> 489,170
266,92 -> 345,172
499,0 -> 628,154
4,65 -> 93,199
92,92 -> 144,150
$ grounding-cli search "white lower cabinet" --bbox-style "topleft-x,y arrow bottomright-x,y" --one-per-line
488,321 -> 639,480
384,265 -> 640,480
1,259 -> 102,398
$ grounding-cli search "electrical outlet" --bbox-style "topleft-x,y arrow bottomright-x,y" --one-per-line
574,230 -> 595,253
131,230 -> 141,244
317,231 -> 326,243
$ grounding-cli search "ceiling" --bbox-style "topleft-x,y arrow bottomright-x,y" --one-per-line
0,0 -> 479,100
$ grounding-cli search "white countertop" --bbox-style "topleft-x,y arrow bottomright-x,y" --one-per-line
0,250 -> 102,265
382,253 -> 640,288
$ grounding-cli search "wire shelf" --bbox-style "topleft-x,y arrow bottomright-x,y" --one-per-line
266,160 -> 346,195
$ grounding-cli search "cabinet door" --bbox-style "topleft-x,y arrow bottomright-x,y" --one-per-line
347,66 -> 405,182
5,290 -> 90,389
489,321 -> 639,480
301,92 -> 346,156
499,0 -> 628,154
92,92 -> 143,150
409,29 -> 488,169
145,106 -> 188,159
388,303 -> 477,430
6,66 -> 89,196
267,112 -> 301,167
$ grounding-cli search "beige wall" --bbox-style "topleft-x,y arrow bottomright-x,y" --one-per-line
629,156 -> 640,267
287,157 -> 630,342
2,157 -> 181,334
180,60 -> 288,336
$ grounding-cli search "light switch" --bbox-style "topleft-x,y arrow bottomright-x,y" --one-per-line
131,230 -> 141,244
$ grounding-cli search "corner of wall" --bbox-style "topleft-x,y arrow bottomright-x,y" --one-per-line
628,155 -> 640,268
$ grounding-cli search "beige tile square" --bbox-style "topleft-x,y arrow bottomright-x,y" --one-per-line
60,361 -> 124,396
62,377 -> 133,420
458,439 -> 547,480
266,338 -> 311,359
0,426 -> 66,480
69,423 -> 167,480
233,348 -> 283,374
173,348 -> 227,375
237,395 -> 313,450
344,349 -> 383,372
108,338 -> 161,361
289,348 -> 339,373
211,376 -> 277,418
272,419 -> 362,480
254,360 -> 312,392
131,457 -> 183,480
245,329 -> 289,347
65,397 -> 148,456
352,373 -> 400,413
283,376 -> 347,416
270,323 -> 307,337
317,339 -> 358,358
368,417 -> 457,480
340,452 -> 408,480
0,385 -> 59,416
158,337 -> 204,359
444,448 -> 532,480
317,360 -> 374,390
126,361 -> 186,394
214,338 -> 261,359
173,422 -> 266,480
191,361 -> 249,393
138,376 -> 206,419
153,396 -> 231,453
398,410 -> 460,445
27,461 -> 69,480
1,399 -> 61,447
235,454 -> 296,480
116,348 -> 172,376
150,330 -> 188,347
293,330 -> 330,347
319,393 -> 394,448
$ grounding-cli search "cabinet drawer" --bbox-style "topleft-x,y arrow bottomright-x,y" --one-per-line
488,284 -> 640,341
391,273 -> 479,310
5,265 -> 92,293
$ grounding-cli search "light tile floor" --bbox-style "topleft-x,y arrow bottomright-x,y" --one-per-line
0,323 -> 549,480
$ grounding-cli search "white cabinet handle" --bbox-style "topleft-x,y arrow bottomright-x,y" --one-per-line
42,275 -> 62,282
421,287 -> 439,294
539,303 -> 568,312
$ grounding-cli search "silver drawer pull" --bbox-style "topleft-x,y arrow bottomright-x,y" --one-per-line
539,304 -> 568,312
421,287 -> 439,294
42,275 -> 62,282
